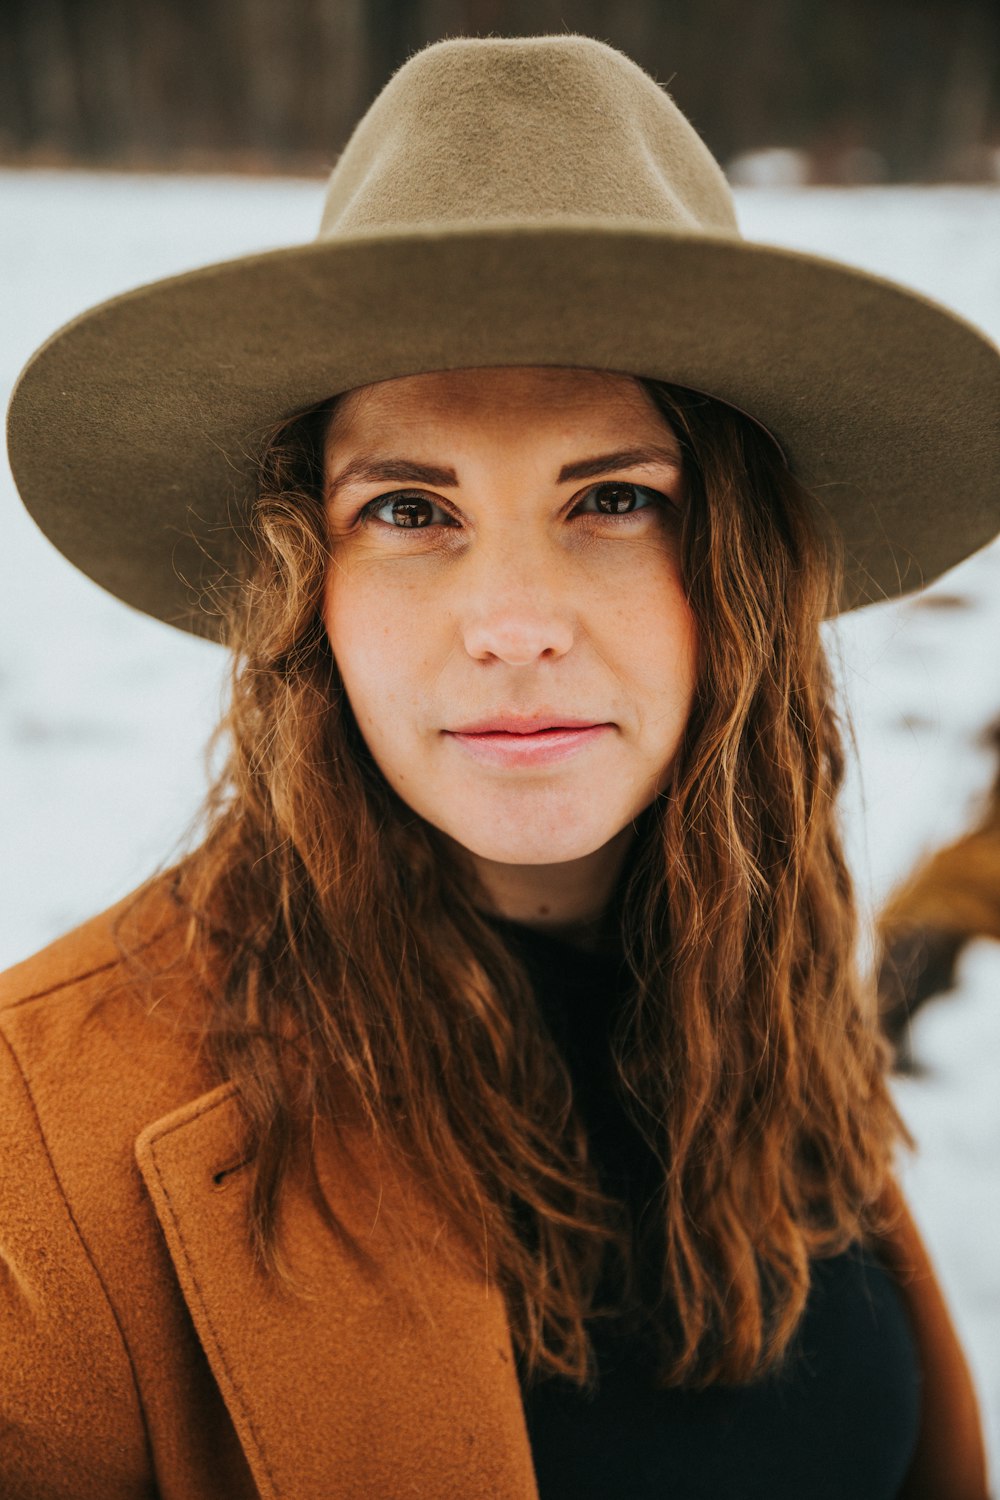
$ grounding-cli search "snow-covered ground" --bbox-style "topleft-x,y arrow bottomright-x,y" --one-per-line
2,172 -> 999,1478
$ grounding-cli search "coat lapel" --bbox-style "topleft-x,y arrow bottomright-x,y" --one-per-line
135,1083 -> 539,1500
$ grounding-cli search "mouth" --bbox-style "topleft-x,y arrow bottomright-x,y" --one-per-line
448,714 -> 607,735
444,716 -> 614,768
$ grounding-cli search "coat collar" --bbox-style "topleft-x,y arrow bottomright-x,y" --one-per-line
136,1083 -> 539,1500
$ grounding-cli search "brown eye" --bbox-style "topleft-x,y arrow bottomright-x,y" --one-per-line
365,492 -> 454,528
389,497 -> 433,527
596,484 -> 637,514
581,482 -> 660,516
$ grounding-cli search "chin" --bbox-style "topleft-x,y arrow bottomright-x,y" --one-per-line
443,816 -> 624,869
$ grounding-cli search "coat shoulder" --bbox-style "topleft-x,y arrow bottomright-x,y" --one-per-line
0,875 -> 183,1015
0,872 -> 219,1184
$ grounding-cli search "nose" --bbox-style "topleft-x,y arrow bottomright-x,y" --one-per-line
460,550 -> 575,666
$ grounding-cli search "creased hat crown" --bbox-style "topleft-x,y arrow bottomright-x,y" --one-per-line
320,35 -> 739,238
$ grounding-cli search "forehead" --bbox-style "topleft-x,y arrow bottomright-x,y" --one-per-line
325,367 -> 670,447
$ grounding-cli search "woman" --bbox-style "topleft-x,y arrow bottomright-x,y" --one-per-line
2,33 -> 996,1500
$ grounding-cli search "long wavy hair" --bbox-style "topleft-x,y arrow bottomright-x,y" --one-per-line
165,374 -> 913,1393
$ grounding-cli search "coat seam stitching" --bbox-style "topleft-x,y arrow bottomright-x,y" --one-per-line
1,952 -> 131,1008
0,920 -> 177,1013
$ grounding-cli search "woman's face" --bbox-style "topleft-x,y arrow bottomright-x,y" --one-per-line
322,366 -> 697,915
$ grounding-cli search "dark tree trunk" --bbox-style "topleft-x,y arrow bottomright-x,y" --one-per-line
1,0 -> 997,179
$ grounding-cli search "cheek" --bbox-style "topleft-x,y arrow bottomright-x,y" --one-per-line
321,564 -> 431,737
323,569 -> 382,710
608,551 -> 699,713
663,588 -> 699,693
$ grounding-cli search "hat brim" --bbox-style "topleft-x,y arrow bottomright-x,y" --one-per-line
7,222 -> 1000,638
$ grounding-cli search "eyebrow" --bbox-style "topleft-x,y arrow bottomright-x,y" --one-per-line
326,444 -> 682,497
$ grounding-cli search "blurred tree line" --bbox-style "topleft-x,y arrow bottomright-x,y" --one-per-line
1,0 -> 998,182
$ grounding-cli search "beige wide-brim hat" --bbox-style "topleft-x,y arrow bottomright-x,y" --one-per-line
7,34 -> 1000,638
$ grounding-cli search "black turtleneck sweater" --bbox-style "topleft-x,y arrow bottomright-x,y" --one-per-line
490,916 -> 922,1500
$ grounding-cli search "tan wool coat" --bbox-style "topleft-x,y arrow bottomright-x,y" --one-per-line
0,881 -> 991,1499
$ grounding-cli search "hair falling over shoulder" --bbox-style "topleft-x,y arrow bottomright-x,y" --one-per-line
168,379 -> 914,1394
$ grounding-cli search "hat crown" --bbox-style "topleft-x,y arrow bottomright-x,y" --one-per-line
319,35 -> 740,240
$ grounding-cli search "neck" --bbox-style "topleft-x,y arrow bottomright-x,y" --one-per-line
456,826 -> 634,953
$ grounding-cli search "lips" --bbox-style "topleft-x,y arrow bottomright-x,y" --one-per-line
448,714 -> 606,735
444,716 -> 614,768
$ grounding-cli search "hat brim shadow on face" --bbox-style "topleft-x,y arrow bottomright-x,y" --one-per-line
7,221 -> 1000,641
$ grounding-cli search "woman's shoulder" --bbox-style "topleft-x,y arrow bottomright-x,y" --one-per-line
0,873 -> 214,1049
0,875 -> 218,1185
0,874 -> 183,1012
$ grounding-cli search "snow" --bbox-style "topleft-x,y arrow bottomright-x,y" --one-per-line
2,171 -> 999,1476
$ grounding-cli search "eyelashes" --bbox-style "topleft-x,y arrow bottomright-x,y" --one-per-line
355,481 -> 674,533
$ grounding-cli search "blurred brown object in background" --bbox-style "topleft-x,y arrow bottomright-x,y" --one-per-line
877,717 -> 1000,1073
